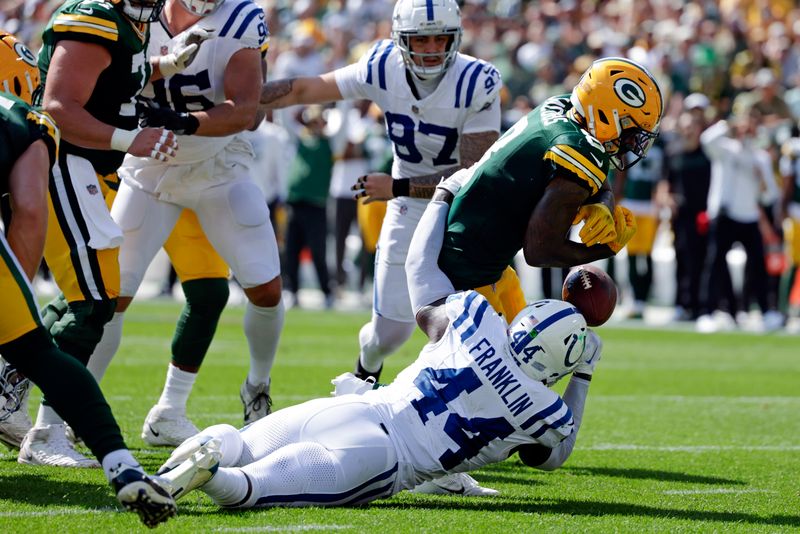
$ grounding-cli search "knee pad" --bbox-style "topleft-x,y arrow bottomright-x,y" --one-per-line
49,299 -> 117,362
182,278 -> 229,315
228,182 -> 268,228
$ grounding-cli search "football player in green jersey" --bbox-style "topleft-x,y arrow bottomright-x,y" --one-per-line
433,57 -> 664,321
9,0 -> 210,466
0,31 -> 176,528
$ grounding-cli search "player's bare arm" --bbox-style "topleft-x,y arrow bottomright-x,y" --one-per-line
249,58 -> 268,130
259,72 -> 343,110
43,41 -> 114,149
524,177 -> 615,267
193,47 -> 262,136
7,140 -> 50,280
353,130 -> 499,202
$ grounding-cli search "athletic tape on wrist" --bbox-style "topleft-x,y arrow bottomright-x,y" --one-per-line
110,128 -> 140,153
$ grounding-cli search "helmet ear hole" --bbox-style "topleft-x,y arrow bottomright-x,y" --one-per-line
13,77 -> 21,97
597,109 -> 610,125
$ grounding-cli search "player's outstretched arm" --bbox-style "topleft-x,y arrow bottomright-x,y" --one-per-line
259,72 -> 343,110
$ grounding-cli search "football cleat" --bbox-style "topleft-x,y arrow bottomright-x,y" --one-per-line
18,424 -> 100,468
240,380 -> 271,424
411,473 -> 499,497
155,438 -> 221,500
141,405 -> 200,447
157,433 -> 217,475
0,379 -> 32,450
111,466 -> 177,528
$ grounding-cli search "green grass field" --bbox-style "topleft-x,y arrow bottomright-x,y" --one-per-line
1,300 -> 799,533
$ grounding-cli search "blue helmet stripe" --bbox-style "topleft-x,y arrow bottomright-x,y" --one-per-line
426,0 -> 434,21
533,306 -> 578,334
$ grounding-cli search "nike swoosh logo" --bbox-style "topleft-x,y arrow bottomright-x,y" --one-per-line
76,7 -> 93,14
589,153 -> 602,167
147,424 -> 160,437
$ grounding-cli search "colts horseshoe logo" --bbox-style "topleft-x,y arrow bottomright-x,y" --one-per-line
613,78 -> 646,108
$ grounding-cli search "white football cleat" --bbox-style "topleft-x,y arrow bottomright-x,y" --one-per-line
411,472 -> 499,497
156,438 -> 221,500
240,380 -> 271,424
141,405 -> 200,447
18,424 -> 100,468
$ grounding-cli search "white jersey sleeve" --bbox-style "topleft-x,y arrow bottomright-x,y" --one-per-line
334,39 -> 395,101
453,59 -> 502,134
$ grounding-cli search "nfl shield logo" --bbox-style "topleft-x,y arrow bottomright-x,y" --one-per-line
86,184 -> 99,195
161,45 -> 169,56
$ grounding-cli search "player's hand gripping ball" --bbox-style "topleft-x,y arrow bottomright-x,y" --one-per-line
562,264 -> 617,326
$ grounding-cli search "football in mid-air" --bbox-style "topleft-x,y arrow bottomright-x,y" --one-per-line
562,264 -> 617,327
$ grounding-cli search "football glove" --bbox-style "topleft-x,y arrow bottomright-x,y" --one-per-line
137,97 -> 200,135
330,372 -> 375,396
157,27 -> 213,77
573,329 -> 602,378
607,205 -> 637,254
572,203 -> 617,245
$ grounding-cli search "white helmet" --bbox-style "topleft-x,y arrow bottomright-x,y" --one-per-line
391,0 -> 462,80
507,300 -> 587,386
179,0 -> 224,16
117,0 -> 167,22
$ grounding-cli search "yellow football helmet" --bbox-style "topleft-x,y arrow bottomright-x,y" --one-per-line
0,31 -> 40,105
570,57 -> 664,170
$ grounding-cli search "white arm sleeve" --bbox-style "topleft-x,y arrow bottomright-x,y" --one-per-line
534,375 -> 590,471
406,200 -> 455,314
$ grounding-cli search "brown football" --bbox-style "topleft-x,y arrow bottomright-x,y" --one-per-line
561,264 -> 618,326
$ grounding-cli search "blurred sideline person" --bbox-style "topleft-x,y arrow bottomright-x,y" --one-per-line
260,0 -> 503,382
86,0 -> 280,447
5,0 -> 201,466
0,31 -> 176,528
434,57 -> 663,322
153,178 -> 603,507
696,108 -> 784,333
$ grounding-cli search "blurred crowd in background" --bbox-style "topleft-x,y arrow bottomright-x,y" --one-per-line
4,0 -> 800,333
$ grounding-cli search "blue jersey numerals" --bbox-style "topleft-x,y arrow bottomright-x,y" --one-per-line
151,71 -> 215,112
384,112 -> 458,166
411,367 -> 514,470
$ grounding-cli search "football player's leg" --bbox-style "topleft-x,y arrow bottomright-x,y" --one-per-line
142,211 -> 230,446
85,182 -> 182,385
204,398 -> 398,508
194,179 -> 284,423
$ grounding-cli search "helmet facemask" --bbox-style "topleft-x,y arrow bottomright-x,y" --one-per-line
119,0 -> 167,22
0,360 -> 30,423
605,115 -> 659,171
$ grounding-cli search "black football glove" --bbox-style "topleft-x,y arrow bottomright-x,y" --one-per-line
136,97 -> 200,135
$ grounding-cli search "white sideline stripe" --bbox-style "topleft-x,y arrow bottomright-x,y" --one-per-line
0,507 -> 116,517
662,488 -> 775,495
586,444 -> 800,452
215,526 -> 351,532
591,395 -> 800,403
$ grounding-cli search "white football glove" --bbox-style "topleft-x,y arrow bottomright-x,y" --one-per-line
331,372 -> 375,396
573,329 -> 602,378
436,168 -> 471,197
157,27 -> 213,77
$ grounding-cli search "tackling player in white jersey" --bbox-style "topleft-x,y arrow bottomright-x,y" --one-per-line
259,0 -> 502,382
86,0 -> 284,441
154,181 -> 602,508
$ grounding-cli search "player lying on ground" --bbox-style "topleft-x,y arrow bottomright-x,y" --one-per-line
154,182 -> 602,508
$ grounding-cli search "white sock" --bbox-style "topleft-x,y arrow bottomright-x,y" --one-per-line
101,449 -> 143,483
202,467 -> 250,506
156,364 -> 197,412
244,300 -> 284,386
87,312 -> 125,382
34,404 -> 64,428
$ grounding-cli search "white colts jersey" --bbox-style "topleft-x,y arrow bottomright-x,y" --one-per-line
334,39 -> 502,183
369,291 -> 574,484
143,0 -> 269,164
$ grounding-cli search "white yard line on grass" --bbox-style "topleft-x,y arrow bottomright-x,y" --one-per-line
0,507 -> 116,517
592,395 -> 800,403
215,526 -> 352,532
586,444 -> 800,452
662,488 -> 776,495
